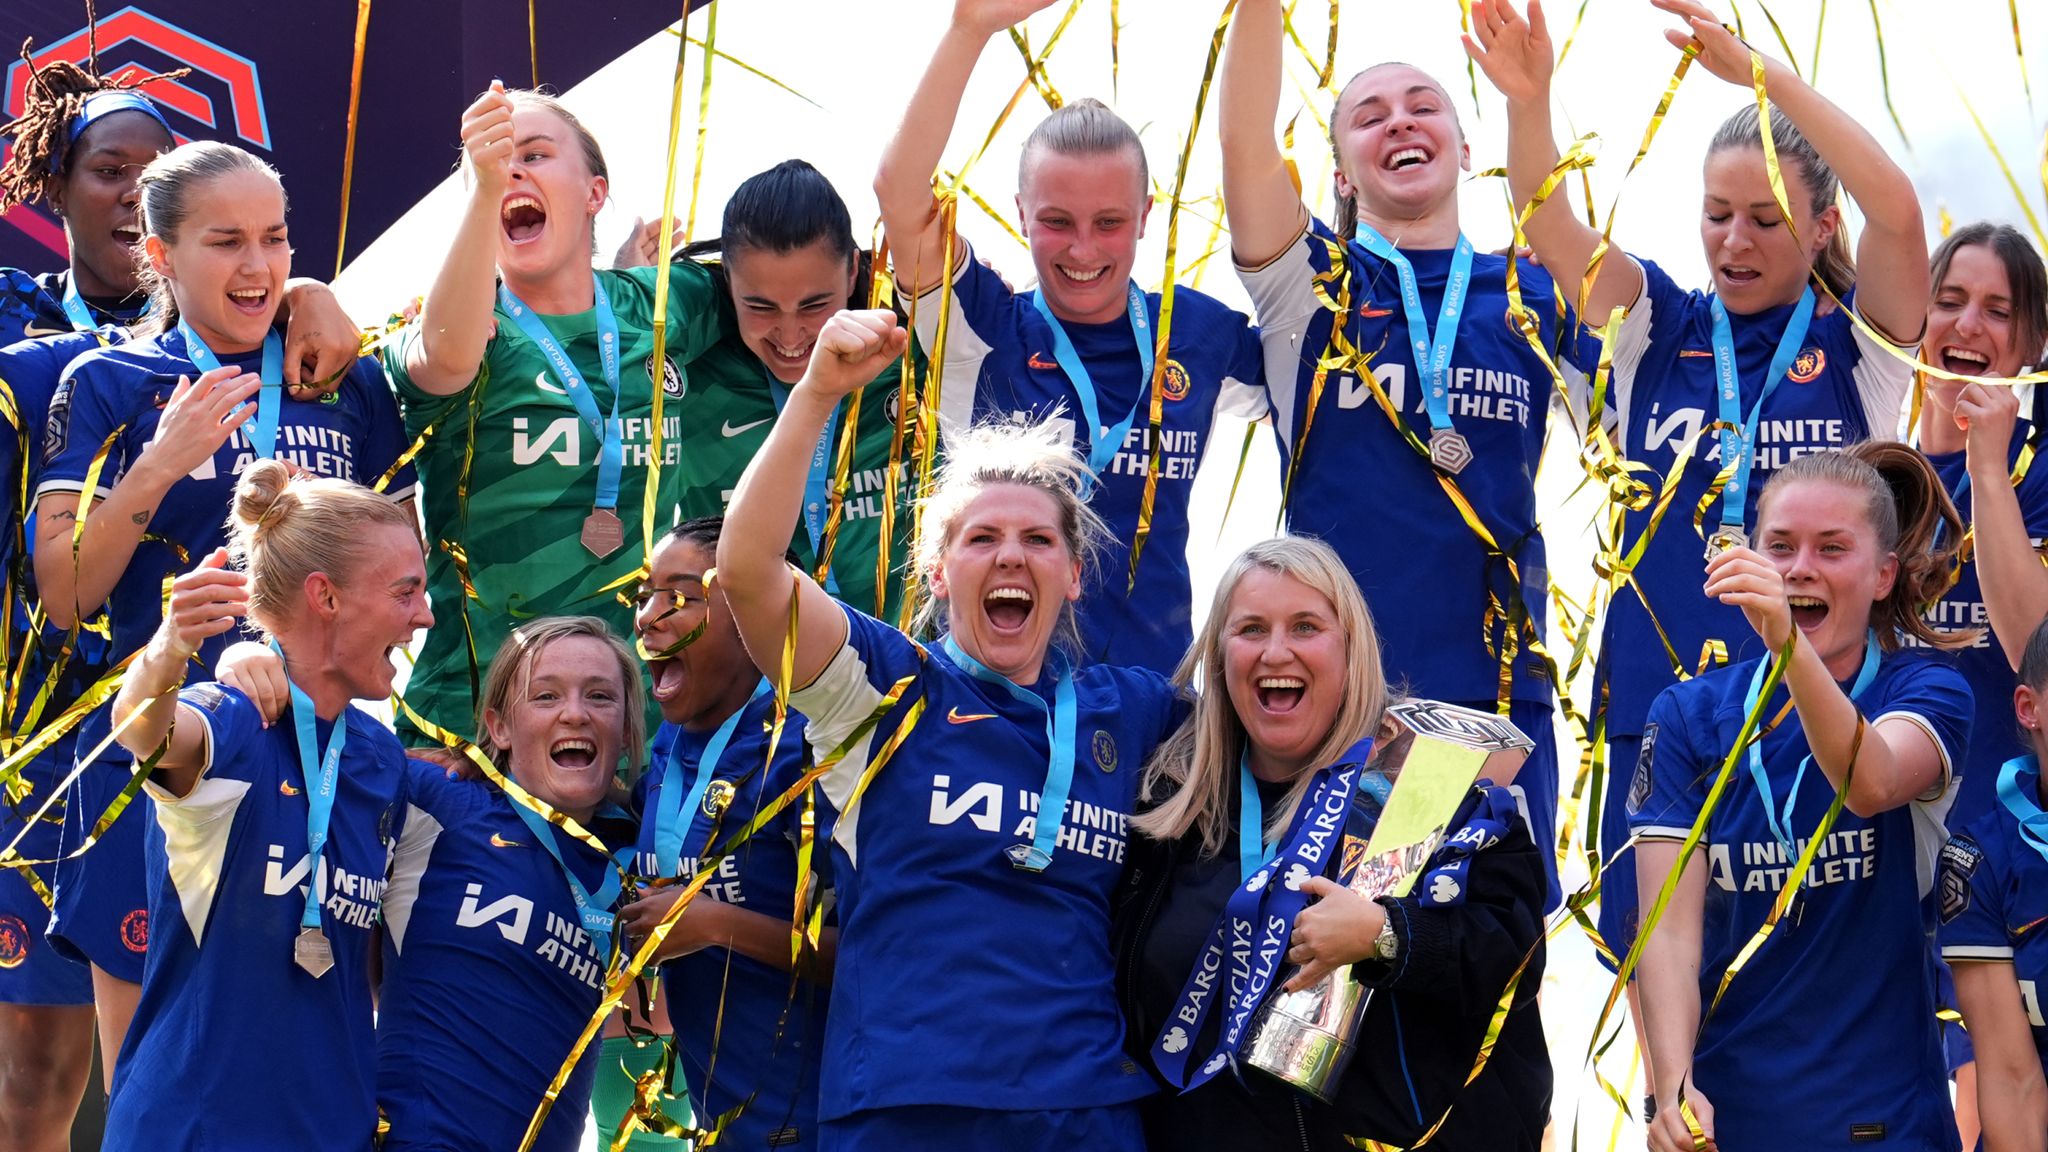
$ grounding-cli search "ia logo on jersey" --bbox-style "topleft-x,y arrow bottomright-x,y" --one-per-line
457,881 -> 535,944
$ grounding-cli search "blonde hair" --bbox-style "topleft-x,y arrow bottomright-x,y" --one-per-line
1135,536 -> 1391,854
1707,104 -> 1854,299
474,615 -> 647,783
1019,97 -> 1149,200
228,459 -> 416,636
912,419 -> 1110,650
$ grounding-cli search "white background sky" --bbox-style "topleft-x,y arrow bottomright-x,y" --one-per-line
334,0 -> 2046,1137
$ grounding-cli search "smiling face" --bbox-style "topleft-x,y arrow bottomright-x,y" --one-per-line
495,102 -> 606,293
1222,568 -> 1348,781
1330,65 -> 1469,230
1925,243 -> 2027,381
321,522 -> 433,702
931,483 -> 1081,684
1016,146 -> 1151,325
635,535 -> 754,727
485,634 -> 629,822
51,111 -> 173,299
147,167 -> 289,353
1758,479 -> 1894,673
728,240 -> 858,384
1700,146 -> 1837,314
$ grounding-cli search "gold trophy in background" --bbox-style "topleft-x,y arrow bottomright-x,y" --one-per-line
1240,699 -> 1534,1101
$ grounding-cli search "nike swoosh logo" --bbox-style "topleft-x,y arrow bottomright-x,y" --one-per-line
1027,353 -> 1058,371
21,322 -> 68,339
1360,307 -> 1393,318
489,832 -> 525,848
534,371 -> 568,395
279,780 -> 301,796
947,706 -> 998,724
1678,349 -> 1714,358
722,417 -> 772,438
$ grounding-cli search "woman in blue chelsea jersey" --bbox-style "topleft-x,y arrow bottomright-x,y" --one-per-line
1941,615 -> 2048,1149
100,462 -> 428,1150
1630,443 -> 1972,1152
719,309 -> 1186,1150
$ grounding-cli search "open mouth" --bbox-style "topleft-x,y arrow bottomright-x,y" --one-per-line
648,656 -> 686,703
1384,146 -> 1431,171
1719,265 -> 1763,287
765,338 -> 814,369
983,585 -> 1033,634
1256,676 -> 1306,713
501,193 -> 547,245
1056,264 -> 1108,285
111,227 -> 141,247
1939,345 -> 1992,376
550,736 -> 597,771
1787,595 -> 1829,632
227,286 -> 269,316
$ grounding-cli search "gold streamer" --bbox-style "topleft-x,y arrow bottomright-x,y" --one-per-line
682,0 -> 719,245
334,0 -> 372,279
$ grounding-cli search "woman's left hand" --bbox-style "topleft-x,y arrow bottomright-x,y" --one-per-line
1283,876 -> 1386,992
279,280 -> 363,399
1652,0 -> 1763,86
1704,543 -> 1792,651
618,886 -> 728,961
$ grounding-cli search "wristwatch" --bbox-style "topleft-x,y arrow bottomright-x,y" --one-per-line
1372,908 -> 1399,963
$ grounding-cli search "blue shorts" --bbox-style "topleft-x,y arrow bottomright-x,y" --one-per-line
1460,699 -> 1561,914
820,1103 -> 1141,1152
0,738 -> 93,1005
47,752 -> 150,983
1594,735 -> 1644,975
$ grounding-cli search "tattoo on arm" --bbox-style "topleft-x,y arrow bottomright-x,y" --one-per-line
131,510 -> 150,526
49,510 -> 76,522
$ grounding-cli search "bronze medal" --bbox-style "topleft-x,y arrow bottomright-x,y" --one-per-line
581,508 -> 625,559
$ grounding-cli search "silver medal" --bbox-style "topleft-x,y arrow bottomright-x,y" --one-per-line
1427,428 -> 1473,474
1704,527 -> 1749,561
294,926 -> 335,978
1005,844 -> 1052,873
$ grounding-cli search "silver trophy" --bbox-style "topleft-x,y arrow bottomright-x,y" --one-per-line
1239,699 -> 1534,1101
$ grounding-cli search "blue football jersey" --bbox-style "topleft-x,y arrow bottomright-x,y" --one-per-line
1237,216 -> 1579,707
912,247 -> 1269,675
1920,398 -> 2048,826
0,268 -> 145,347
378,760 -> 629,1152
1599,258 -> 1913,739
1627,650 -> 1968,1150
1939,772 -> 2048,1075
789,605 -> 1184,1120
38,328 -> 414,735
102,683 -> 408,1152
633,698 -> 832,1151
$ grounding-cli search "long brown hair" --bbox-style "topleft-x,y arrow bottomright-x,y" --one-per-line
1707,104 -> 1855,300
1754,441 -> 1973,651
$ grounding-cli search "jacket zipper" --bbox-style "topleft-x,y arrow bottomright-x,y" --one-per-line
1293,1095 -> 1311,1152
1120,857 -> 1172,1026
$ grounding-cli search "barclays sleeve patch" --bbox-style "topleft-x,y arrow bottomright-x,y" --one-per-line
1626,724 -> 1657,816
1938,836 -> 1984,924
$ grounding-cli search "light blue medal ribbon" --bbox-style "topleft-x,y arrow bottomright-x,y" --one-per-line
504,794 -> 626,962
59,277 -> 101,334
1706,288 -> 1816,555
766,375 -> 842,595
178,321 -> 284,460
1997,754 -> 2048,867
940,634 -> 1077,872
651,678 -> 772,875
1237,752 -> 1279,884
1742,628 -> 1880,859
1151,738 -> 1375,1091
498,276 -> 626,554
1352,223 -> 1476,473
284,676 -> 345,977
1028,281 -> 1153,496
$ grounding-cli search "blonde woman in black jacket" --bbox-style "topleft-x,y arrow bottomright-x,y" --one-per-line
1113,536 -> 1549,1150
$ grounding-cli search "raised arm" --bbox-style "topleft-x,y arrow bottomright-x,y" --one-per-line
1466,0 -> 1643,318
1217,0 -> 1311,267
1657,0 -> 1926,339
112,549 -> 246,798
1958,382 -> 2048,668
874,0 -> 1058,294
718,310 -> 906,688
1706,545 -> 1946,816
35,366 -> 260,628
403,81 -> 515,396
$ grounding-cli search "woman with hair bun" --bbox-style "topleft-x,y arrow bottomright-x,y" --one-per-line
1629,442 -> 1973,1151
30,138 -> 413,1072
98,460 -> 428,1150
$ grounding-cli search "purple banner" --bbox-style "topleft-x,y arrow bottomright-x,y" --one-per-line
2,1 -> 702,280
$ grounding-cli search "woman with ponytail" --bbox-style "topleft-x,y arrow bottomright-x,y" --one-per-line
98,462 -> 427,1150
1628,442 -> 1972,1151
29,139 -> 411,1073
